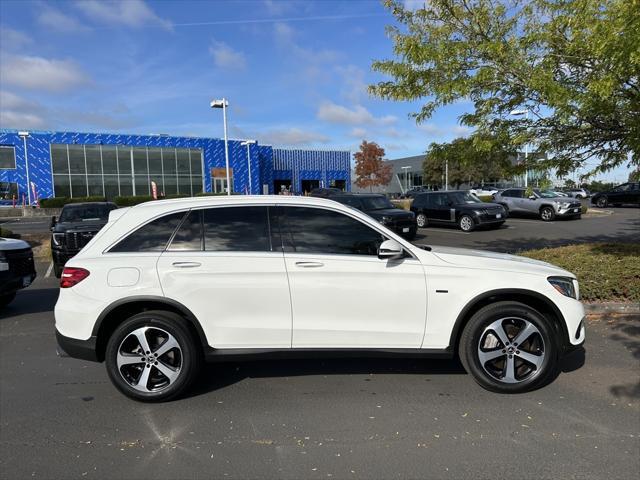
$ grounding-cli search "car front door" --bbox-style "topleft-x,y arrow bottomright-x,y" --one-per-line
156,205 -> 292,349
275,206 -> 427,348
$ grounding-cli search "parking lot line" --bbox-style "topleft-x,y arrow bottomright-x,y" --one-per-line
45,262 -> 53,278
418,228 -> 471,235
507,219 -> 554,224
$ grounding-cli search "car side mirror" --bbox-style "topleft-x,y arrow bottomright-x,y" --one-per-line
50,216 -> 57,230
378,239 -> 404,260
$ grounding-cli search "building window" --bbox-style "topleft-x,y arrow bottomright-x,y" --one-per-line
0,182 -> 18,199
50,144 -> 204,199
0,146 -> 16,169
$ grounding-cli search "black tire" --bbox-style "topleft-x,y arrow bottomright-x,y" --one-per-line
105,310 -> 202,402
540,206 -> 555,221
499,203 -> 509,215
459,214 -> 475,232
0,292 -> 16,307
459,301 -> 560,393
53,262 -> 63,278
596,196 -> 607,208
416,212 -> 428,228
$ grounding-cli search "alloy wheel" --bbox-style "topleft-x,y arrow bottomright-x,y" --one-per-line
541,208 -> 553,221
416,213 -> 427,228
477,317 -> 545,384
117,326 -> 182,393
460,216 -> 473,231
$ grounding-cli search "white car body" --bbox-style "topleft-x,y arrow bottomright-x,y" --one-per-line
469,188 -> 499,197
55,196 -> 585,355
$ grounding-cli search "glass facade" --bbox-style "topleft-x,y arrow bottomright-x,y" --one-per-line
0,145 -> 16,169
50,144 -> 203,199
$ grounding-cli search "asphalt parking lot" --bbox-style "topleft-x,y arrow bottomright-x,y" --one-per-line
1,207 -> 639,479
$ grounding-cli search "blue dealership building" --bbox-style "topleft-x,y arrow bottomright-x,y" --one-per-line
0,129 -> 351,203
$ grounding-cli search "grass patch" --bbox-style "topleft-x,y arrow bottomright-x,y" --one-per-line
520,243 -> 640,303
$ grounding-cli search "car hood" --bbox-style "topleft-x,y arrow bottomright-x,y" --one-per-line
428,245 -> 575,277
0,237 -> 31,251
53,221 -> 107,233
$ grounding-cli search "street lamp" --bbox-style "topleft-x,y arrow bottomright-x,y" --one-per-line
401,166 -> 411,193
510,108 -> 529,188
210,98 -> 231,195
240,140 -> 256,194
18,131 -> 31,205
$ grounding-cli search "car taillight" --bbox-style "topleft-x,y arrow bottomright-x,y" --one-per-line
60,267 -> 90,288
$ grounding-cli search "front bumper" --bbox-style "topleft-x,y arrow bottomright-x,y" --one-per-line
52,248 -> 79,266
56,329 -> 99,362
556,205 -> 583,217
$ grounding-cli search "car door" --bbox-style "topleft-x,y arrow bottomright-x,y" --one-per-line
499,190 -> 518,212
428,193 -> 452,223
275,205 -> 427,348
156,205 -> 292,349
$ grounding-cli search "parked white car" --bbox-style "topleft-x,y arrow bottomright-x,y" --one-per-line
469,187 -> 499,197
55,196 -> 585,401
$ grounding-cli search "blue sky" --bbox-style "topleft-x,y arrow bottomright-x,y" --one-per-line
0,0 -> 632,182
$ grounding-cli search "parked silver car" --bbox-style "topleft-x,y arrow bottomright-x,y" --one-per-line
493,188 -> 582,221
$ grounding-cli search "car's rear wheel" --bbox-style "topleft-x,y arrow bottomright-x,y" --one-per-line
540,206 -> 555,221
416,213 -> 428,228
0,292 -> 16,307
459,301 -> 560,393
105,310 -> 201,402
459,215 -> 475,232
596,197 -> 607,208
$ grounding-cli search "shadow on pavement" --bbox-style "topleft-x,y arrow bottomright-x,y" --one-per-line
189,356 -> 466,399
0,287 -> 59,319
608,315 -> 640,399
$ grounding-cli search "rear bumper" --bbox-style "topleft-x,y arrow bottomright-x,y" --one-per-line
0,271 -> 36,295
56,329 -> 99,362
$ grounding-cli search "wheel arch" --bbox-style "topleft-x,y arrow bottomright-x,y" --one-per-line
92,296 -> 209,362
538,203 -> 555,212
449,289 -> 569,354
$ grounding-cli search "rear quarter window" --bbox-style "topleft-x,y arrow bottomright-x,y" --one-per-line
110,211 -> 186,252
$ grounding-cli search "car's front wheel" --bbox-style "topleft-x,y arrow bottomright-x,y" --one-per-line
459,215 -> 475,232
459,301 -> 560,393
105,310 -> 201,402
540,206 -> 555,221
596,197 -> 607,208
416,213 -> 428,228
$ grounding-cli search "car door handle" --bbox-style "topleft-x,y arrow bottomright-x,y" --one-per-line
172,261 -> 202,268
295,261 -> 324,268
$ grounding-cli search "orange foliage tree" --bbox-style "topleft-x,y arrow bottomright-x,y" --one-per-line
353,141 -> 392,192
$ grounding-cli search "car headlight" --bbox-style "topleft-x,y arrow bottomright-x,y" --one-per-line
560,202 -> 571,209
379,216 -> 393,225
548,276 -> 577,299
52,233 -> 65,246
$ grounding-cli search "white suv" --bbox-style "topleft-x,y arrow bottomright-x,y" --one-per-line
55,196 -> 585,401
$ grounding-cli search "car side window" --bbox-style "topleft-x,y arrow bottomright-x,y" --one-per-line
202,206 -> 271,252
279,206 -> 384,256
168,210 -> 203,251
335,196 -> 362,209
433,193 -> 448,206
110,211 -> 186,252
413,194 -> 428,208
614,184 -> 630,192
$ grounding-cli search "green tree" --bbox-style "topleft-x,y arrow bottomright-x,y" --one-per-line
370,0 -> 639,177
629,169 -> 640,182
353,141 -> 393,192
422,135 -> 513,188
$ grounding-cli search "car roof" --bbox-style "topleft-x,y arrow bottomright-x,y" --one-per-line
62,202 -> 116,208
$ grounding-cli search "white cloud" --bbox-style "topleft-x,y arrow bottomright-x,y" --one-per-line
349,127 -> 368,138
0,27 -> 33,49
259,128 -> 329,146
209,40 -> 246,70
75,0 -> 172,29
0,55 -> 91,92
36,3 -> 89,32
273,22 -> 340,63
0,110 -> 46,129
336,65 -> 368,103
317,101 -> 397,126
404,0 -> 427,11
417,123 -> 473,137
263,0 -> 296,15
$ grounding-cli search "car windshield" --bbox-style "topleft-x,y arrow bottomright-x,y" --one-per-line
449,192 -> 482,204
535,189 -> 559,198
59,205 -> 112,222
359,196 -> 394,210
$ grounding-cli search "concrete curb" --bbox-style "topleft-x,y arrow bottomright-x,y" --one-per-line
584,302 -> 640,315
585,208 -> 613,215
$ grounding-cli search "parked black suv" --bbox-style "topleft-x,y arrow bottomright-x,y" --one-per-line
411,191 -> 507,232
591,182 -> 639,208
0,237 -> 36,307
329,193 -> 417,239
309,187 -> 343,198
51,202 -> 117,277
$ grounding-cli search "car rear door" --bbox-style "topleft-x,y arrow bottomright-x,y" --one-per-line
428,193 -> 452,222
156,205 -> 292,349
275,205 -> 427,348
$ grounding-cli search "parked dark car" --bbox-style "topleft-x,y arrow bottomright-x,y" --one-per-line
0,237 -> 36,307
401,186 -> 433,199
330,194 -> 417,239
591,182 -> 639,208
50,202 -> 118,277
411,191 -> 507,232
309,187 -> 343,198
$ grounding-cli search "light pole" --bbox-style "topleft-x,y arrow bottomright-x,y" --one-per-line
445,159 -> 449,191
18,131 -> 31,205
240,140 -> 256,194
401,166 -> 411,193
510,108 -> 529,187
210,98 -> 231,195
